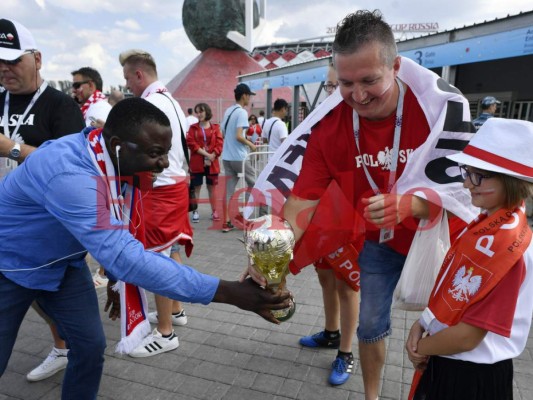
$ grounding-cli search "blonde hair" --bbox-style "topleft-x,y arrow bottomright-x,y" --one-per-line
118,49 -> 157,76
499,174 -> 533,209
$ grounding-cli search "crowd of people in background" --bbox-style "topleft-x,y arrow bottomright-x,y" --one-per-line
1,9 -> 533,400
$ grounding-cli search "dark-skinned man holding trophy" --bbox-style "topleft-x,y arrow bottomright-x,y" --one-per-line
0,97 -> 290,400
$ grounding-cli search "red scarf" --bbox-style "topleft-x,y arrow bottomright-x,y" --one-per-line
87,128 -> 151,353
81,90 -> 107,118
318,240 -> 364,292
409,204 -> 532,399
429,205 -> 531,326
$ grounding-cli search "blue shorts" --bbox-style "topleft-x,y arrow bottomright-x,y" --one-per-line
356,240 -> 406,343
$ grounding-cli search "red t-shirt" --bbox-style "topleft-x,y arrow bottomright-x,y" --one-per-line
462,257 -> 525,337
293,87 -> 430,255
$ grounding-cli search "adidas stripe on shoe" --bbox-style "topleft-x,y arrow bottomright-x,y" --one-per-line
128,328 -> 179,358
328,354 -> 354,386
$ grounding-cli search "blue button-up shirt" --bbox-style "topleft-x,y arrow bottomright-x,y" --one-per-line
473,112 -> 493,130
0,131 -> 219,304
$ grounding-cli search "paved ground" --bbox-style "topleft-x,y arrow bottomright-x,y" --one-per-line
1,202 -> 533,400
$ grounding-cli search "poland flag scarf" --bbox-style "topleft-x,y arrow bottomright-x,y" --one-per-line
247,57 -> 478,270
87,128 -> 151,353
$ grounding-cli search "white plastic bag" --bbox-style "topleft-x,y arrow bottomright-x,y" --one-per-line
393,211 -> 450,311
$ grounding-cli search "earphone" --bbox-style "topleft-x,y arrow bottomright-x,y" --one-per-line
114,145 -> 124,202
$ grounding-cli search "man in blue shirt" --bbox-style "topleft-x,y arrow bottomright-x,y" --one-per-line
473,96 -> 501,130
220,83 -> 257,232
0,98 -> 289,400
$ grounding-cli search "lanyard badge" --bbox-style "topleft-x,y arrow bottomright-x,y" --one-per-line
353,78 -> 405,243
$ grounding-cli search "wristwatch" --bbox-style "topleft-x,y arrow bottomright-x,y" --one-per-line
8,142 -> 21,160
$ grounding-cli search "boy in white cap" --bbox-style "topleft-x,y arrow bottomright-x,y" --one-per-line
406,118 -> 533,400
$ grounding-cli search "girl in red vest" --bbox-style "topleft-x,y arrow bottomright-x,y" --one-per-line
186,103 -> 224,222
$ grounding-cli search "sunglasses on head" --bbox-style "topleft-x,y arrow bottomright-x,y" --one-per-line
72,80 -> 91,89
0,50 -> 35,66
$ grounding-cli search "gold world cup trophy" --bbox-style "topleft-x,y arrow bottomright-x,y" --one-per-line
244,214 -> 296,322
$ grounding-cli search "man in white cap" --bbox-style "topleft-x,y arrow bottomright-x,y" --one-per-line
0,18 -> 84,167
472,96 -> 501,130
0,18 -> 85,382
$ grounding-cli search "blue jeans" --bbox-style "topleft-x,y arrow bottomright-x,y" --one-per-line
0,266 -> 106,400
357,240 -> 406,343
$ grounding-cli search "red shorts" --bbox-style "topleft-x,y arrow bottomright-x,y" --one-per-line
313,254 -> 352,282
312,239 -> 364,292
142,182 -> 193,257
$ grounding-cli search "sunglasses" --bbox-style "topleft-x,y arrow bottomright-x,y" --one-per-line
459,165 -> 494,187
72,80 -> 92,90
0,50 -> 35,66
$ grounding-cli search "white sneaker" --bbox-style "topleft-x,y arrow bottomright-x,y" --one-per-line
128,328 -> 179,358
26,347 -> 69,382
192,211 -> 200,223
147,310 -> 188,326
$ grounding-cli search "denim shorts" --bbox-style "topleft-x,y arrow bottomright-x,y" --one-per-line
356,240 -> 406,343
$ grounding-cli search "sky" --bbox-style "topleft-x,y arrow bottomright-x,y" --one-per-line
2,0 -> 532,91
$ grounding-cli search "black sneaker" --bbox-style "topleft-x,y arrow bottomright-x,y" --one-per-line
299,330 -> 341,348
222,221 -> 235,233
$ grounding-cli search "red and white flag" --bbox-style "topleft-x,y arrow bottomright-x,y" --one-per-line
247,57 -> 478,273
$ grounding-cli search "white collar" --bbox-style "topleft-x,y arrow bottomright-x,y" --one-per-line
141,80 -> 166,99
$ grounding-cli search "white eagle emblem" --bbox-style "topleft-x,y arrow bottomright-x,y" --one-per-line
377,146 -> 392,170
448,266 -> 482,302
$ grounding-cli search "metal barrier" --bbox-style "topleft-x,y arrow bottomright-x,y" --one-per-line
238,147 -> 274,218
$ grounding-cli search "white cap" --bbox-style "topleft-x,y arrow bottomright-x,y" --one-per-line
0,18 -> 37,61
447,118 -> 533,183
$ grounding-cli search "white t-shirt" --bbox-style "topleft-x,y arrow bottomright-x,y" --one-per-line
84,100 -> 112,127
142,81 -> 188,187
261,116 -> 288,153
186,115 -> 198,128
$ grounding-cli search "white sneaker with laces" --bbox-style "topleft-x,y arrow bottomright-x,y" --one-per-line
26,347 -> 69,382
192,211 -> 200,223
128,328 -> 179,358
147,310 -> 188,326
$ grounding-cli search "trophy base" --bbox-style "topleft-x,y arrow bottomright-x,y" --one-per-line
271,297 -> 296,322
